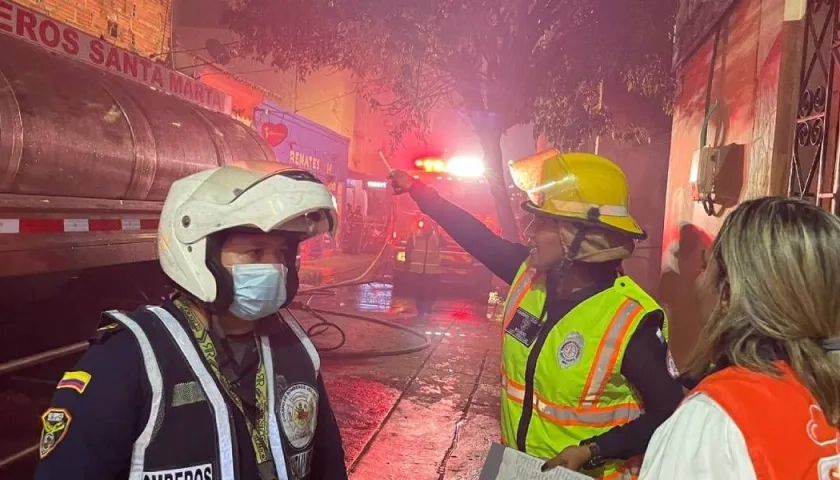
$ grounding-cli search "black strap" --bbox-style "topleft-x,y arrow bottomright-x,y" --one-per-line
514,279 -> 613,451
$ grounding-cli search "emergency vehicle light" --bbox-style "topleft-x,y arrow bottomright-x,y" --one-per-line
415,158 -> 447,172
446,155 -> 485,177
414,155 -> 485,177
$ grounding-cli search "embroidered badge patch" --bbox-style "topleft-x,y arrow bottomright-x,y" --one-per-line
56,371 -> 91,394
39,408 -> 72,459
279,383 -> 319,450
558,331 -> 584,369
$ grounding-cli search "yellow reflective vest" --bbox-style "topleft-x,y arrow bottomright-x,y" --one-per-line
500,260 -> 667,479
409,229 -> 442,274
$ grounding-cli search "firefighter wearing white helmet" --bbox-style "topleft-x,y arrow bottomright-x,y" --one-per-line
388,150 -> 684,479
35,162 -> 349,480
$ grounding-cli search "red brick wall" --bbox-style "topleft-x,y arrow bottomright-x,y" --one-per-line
14,0 -> 170,57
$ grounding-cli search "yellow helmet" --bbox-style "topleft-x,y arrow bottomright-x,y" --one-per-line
508,149 -> 646,239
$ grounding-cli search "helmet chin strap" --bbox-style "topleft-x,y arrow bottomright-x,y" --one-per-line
547,208 -> 600,290
547,225 -> 588,287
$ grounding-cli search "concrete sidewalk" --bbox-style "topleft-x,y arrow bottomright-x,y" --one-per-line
298,252 -> 379,286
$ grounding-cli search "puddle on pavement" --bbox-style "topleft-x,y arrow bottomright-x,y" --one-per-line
299,282 -> 504,322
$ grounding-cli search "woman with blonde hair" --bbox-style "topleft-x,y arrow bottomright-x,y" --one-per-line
640,197 -> 840,479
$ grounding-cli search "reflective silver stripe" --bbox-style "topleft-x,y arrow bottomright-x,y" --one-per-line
501,376 -> 525,401
147,307 -> 236,480
535,399 -> 640,425
502,376 -> 639,425
550,199 -> 629,217
502,268 -> 536,324
260,337 -> 289,480
106,311 -> 164,480
579,300 -> 642,408
282,314 -> 321,373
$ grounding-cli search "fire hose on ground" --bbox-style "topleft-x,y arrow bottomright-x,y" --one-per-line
292,202 -> 431,358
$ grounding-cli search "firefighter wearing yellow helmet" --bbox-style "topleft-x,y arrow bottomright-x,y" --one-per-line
388,150 -> 683,479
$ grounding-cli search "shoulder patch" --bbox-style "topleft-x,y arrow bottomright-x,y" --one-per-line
39,408 -> 72,459
56,371 -> 91,394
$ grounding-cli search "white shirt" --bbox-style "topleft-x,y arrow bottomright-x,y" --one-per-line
639,393 -> 757,480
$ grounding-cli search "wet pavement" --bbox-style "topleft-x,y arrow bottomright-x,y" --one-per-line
292,282 -> 503,479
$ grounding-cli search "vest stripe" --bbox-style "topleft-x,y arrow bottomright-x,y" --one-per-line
501,269 -> 538,333
105,311 -> 165,480
259,337 -> 290,480
283,315 -> 321,374
501,373 -> 640,427
603,468 -> 638,479
148,306 -> 237,480
578,299 -> 643,409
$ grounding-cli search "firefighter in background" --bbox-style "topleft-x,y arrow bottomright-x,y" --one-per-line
35,163 -> 348,480
406,216 -> 443,316
640,198 -> 840,479
388,150 -> 684,478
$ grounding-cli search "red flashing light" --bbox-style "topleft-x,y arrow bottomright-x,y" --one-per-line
417,219 -> 425,229
415,157 -> 446,173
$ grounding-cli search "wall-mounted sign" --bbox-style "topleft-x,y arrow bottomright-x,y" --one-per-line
261,123 -> 288,147
290,149 -> 325,173
255,101 -> 350,181
0,0 -> 232,114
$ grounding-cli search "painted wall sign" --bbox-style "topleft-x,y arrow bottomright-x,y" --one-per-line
255,101 -> 350,181
261,123 -> 288,147
0,0 -> 232,114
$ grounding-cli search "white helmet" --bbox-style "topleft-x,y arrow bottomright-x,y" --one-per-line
157,161 -> 337,307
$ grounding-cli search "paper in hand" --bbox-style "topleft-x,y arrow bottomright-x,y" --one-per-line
479,443 -> 595,480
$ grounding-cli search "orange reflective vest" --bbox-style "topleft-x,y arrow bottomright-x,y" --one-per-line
693,362 -> 840,479
500,260 -> 665,479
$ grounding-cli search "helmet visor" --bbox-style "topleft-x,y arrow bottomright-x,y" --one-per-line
187,162 -> 306,205
176,163 -> 338,244
508,150 -> 584,209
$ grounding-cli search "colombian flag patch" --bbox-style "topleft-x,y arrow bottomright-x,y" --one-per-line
56,371 -> 91,394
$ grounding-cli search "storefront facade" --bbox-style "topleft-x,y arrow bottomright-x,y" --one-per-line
254,101 -> 350,260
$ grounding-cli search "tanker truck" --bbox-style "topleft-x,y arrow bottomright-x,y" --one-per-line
0,6 -> 276,367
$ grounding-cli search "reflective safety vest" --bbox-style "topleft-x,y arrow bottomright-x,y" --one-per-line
692,361 -> 840,479
105,305 -> 321,480
409,229 -> 442,274
500,261 -> 665,479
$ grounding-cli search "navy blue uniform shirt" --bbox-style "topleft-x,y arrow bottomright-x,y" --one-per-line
33,315 -> 348,480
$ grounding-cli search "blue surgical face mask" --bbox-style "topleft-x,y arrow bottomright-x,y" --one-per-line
228,263 -> 289,321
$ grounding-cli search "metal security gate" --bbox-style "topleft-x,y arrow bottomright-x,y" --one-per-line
790,0 -> 840,212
